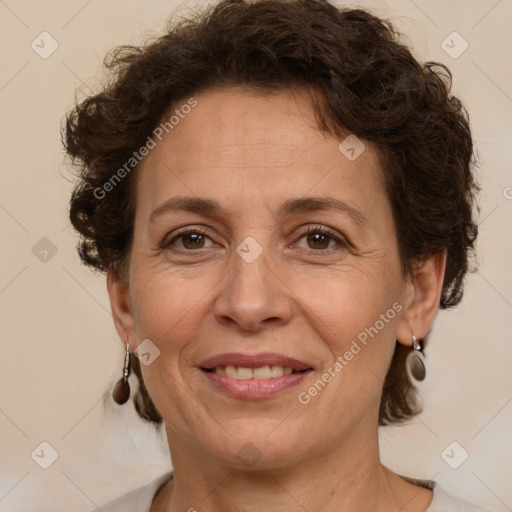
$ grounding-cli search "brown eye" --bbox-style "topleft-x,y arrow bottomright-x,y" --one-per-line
163,228 -> 214,250
305,231 -> 332,250
180,232 -> 206,249
294,226 -> 346,252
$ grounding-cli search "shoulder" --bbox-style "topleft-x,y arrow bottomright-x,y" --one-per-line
400,475 -> 492,512
427,481 -> 493,512
83,471 -> 174,512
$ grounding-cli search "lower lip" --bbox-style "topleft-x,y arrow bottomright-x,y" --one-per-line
201,369 -> 312,400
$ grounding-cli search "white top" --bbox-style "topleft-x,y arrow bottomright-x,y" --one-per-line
86,471 -> 493,512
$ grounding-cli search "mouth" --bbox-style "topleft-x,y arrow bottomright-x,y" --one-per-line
199,352 -> 313,372
198,353 -> 314,399
201,365 -> 312,379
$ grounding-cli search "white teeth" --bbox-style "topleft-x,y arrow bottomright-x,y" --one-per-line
235,366 -> 253,380
225,365 -> 237,378
216,365 -> 296,379
270,365 -> 283,377
253,365 -> 271,379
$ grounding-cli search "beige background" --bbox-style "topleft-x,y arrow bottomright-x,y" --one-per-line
0,0 -> 511,510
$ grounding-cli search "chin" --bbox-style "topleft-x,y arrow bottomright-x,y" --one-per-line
204,427 -> 311,471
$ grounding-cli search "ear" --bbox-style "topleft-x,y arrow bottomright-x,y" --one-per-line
395,250 -> 447,346
107,268 -> 136,344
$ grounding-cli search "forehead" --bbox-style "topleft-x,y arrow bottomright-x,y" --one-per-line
134,86 -> 384,221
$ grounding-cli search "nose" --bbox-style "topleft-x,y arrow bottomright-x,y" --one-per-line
213,244 -> 294,332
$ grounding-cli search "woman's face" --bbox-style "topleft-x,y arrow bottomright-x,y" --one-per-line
109,86 -> 424,469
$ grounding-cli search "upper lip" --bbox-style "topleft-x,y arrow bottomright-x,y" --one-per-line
199,352 -> 312,371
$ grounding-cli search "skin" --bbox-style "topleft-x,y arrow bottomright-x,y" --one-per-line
107,86 -> 446,511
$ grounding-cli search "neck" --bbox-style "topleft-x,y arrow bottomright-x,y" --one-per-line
151,424 -> 432,512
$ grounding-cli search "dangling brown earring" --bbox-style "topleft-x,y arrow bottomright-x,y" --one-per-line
405,334 -> 427,383
112,338 -> 131,405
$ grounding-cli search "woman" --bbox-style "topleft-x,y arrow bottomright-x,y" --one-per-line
64,0 -> 488,510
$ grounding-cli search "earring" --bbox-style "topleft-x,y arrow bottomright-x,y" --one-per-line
405,334 -> 427,383
112,338 -> 131,405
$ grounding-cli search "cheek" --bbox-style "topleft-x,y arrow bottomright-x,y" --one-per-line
128,270 -> 209,419
130,268 -> 217,353
296,267 -> 401,343
293,269 -> 401,414
130,257 -> 402,358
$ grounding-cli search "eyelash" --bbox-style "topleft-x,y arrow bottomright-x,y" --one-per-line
162,225 -> 347,253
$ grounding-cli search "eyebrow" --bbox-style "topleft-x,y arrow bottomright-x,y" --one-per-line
149,196 -> 368,227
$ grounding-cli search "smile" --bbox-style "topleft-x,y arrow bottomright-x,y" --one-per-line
200,366 -> 313,399
205,364 -> 308,379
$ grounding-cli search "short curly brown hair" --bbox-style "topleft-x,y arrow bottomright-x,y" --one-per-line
63,0 -> 479,426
